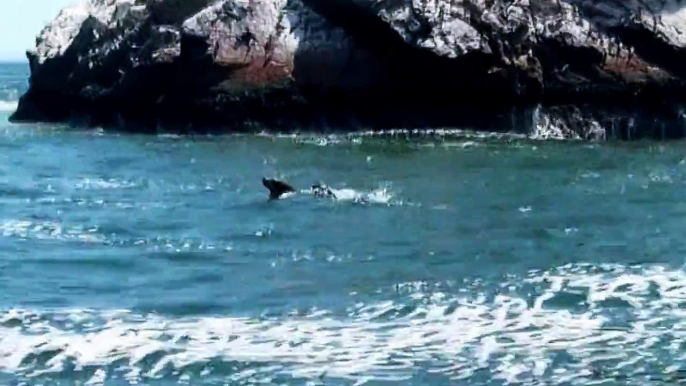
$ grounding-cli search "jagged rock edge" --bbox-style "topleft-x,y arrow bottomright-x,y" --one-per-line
9,0 -> 686,140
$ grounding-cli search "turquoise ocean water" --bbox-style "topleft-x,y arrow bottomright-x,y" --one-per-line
2,63 -> 686,385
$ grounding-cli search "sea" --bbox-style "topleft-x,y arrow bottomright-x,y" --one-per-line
1,62 -> 686,385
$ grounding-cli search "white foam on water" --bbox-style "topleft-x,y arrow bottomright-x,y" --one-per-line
278,191 -> 297,199
0,101 -> 18,113
74,178 -> 139,190
361,187 -> 395,205
0,219 -> 104,244
328,188 -> 361,201
294,135 -> 343,146
2,264 -> 686,384
295,183 -> 397,205
312,187 -> 395,205
247,129 -> 529,148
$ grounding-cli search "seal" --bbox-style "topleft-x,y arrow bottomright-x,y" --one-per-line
262,178 -> 337,200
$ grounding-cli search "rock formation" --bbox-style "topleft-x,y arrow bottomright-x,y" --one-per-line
10,0 -> 686,140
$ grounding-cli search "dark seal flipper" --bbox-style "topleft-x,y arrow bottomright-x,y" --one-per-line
262,178 -> 296,199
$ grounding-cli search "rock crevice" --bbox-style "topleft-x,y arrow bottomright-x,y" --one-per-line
10,0 -> 686,139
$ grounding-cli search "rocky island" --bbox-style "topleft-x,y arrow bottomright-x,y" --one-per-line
10,0 -> 686,140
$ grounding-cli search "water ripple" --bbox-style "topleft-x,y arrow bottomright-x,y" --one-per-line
0,264 -> 685,385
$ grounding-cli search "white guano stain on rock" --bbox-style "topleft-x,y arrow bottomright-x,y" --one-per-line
14,0 -> 686,139
34,0 -> 138,64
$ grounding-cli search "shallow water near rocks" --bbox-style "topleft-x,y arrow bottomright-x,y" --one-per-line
3,63 -> 686,385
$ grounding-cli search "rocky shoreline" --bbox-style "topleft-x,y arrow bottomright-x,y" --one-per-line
10,0 -> 686,140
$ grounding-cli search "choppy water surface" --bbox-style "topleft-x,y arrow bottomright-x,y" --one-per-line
2,63 -> 686,385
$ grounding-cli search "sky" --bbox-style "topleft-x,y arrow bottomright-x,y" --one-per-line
0,0 -> 78,61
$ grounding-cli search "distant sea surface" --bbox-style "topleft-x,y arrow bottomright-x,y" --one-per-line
2,62 -> 686,385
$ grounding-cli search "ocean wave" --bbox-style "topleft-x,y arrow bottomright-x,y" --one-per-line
277,129 -> 527,146
131,127 -> 545,149
2,264 -> 686,384
0,219 -> 104,244
283,181 -> 400,206
287,187 -> 397,206
73,178 -> 140,190
301,186 -> 396,205
0,218 -> 230,251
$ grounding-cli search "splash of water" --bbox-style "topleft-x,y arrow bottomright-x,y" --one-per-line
0,101 -> 18,113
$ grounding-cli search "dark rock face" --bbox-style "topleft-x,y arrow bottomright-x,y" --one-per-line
10,0 -> 686,139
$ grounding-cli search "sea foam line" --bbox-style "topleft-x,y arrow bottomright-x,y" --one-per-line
2,264 -> 686,384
